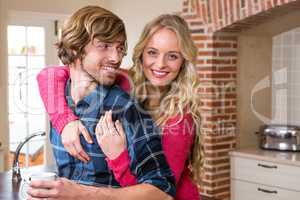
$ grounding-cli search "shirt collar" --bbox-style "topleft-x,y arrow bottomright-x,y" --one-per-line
65,79 -> 111,108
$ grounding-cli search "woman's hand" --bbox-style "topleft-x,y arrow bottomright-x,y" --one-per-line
95,110 -> 127,160
61,120 -> 92,163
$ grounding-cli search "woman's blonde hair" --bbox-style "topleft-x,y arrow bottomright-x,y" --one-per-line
130,14 -> 203,183
57,5 -> 127,65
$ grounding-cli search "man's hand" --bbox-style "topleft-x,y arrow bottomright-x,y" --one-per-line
27,178 -> 86,200
61,120 -> 92,163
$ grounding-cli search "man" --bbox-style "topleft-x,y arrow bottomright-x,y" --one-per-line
28,6 -> 175,200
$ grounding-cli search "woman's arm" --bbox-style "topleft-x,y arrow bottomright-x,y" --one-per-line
162,113 -> 195,182
37,67 -> 130,133
37,66 -> 78,133
37,66 -> 92,163
106,150 -> 137,186
95,111 -> 137,186
103,113 -> 195,186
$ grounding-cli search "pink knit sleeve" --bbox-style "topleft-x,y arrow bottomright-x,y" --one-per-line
106,150 -> 137,186
37,66 -> 79,133
162,113 -> 195,183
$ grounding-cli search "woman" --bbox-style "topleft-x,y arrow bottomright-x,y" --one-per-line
38,14 -> 202,200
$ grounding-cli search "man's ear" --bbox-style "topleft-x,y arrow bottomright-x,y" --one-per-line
70,57 -> 81,69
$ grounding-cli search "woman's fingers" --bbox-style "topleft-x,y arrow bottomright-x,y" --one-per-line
94,111 -> 127,159
106,110 -> 119,135
115,120 -> 126,140
101,112 -> 110,135
95,116 -> 103,136
97,110 -> 122,138
95,116 -> 105,147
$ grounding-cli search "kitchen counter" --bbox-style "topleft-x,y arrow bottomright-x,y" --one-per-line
229,146 -> 300,167
0,165 -> 56,200
230,146 -> 300,200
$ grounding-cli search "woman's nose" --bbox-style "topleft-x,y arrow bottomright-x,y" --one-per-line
155,55 -> 167,68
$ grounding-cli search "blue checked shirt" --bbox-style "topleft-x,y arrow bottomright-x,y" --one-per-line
50,80 -> 176,197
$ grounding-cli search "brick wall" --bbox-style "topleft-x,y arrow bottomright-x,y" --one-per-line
180,0 -> 300,199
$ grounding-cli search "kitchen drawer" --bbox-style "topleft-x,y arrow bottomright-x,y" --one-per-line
231,156 -> 300,191
231,179 -> 300,200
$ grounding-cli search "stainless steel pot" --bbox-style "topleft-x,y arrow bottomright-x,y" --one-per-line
259,124 -> 300,151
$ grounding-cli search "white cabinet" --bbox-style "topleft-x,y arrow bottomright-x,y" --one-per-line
231,180 -> 299,200
230,148 -> 300,200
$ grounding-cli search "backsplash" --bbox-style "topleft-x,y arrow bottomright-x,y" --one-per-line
272,27 -> 300,125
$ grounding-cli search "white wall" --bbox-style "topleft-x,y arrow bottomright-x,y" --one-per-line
6,0 -> 107,14
105,0 -> 182,68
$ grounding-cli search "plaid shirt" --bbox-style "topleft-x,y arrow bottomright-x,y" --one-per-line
50,80 -> 176,197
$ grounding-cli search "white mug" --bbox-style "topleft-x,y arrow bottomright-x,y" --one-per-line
19,172 -> 57,199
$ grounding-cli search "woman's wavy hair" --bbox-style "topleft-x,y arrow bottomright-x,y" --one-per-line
130,14 -> 203,184
57,5 -> 127,65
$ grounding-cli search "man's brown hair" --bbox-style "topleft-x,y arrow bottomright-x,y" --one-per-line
57,6 -> 127,65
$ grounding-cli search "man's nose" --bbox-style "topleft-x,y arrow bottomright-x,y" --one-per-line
108,48 -> 122,64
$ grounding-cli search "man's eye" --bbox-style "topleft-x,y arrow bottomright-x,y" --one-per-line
97,43 -> 110,49
117,46 -> 125,53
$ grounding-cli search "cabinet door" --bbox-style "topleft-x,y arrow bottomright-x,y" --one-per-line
231,156 -> 300,191
231,180 -> 300,200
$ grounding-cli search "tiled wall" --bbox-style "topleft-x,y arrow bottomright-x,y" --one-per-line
272,27 -> 300,125
180,0 -> 300,199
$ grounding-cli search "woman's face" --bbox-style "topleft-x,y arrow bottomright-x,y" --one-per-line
142,28 -> 184,87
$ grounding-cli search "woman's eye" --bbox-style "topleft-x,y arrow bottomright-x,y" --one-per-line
168,54 -> 179,60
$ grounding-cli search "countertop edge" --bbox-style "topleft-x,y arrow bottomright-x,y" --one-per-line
229,147 -> 300,167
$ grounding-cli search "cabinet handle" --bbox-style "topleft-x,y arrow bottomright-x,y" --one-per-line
257,187 -> 278,194
257,163 -> 277,169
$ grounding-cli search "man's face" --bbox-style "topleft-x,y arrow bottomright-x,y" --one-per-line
80,37 -> 126,86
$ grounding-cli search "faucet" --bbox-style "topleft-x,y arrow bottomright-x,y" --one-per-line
12,131 -> 46,182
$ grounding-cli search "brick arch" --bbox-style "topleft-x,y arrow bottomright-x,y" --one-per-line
180,0 -> 300,200
182,0 -> 300,33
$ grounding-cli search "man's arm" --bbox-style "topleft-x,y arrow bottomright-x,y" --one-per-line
28,178 -> 173,200
86,182 -> 173,200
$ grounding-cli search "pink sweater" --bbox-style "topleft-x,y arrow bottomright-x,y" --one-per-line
37,66 -> 200,200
